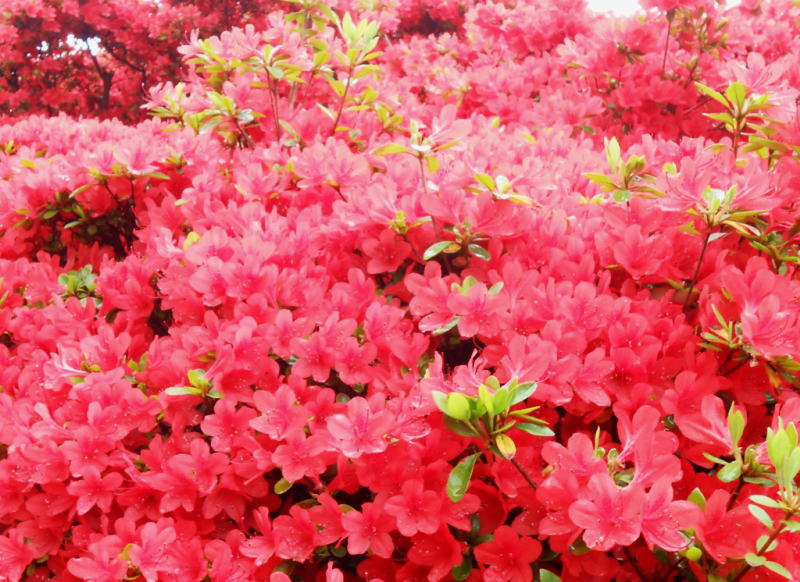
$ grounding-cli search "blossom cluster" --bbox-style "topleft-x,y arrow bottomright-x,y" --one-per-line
2,0 -> 800,581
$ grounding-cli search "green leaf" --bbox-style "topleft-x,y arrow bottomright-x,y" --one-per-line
748,504 -> 774,529
267,66 -> 285,79
744,476 -> 776,487
474,173 -> 495,191
716,460 -> 742,482
487,282 -> 504,296
781,520 -> 800,533
274,477 -> 292,494
69,184 -> 93,199
705,112 -> 735,125
424,240 -> 453,260
143,171 -> 171,180
688,487 -> 706,510
492,387 -> 512,415
745,553 -> 766,567
373,143 -> 411,156
710,304 -> 729,329
694,82 -> 729,108
725,81 -> 747,109
539,569 -> 561,582
767,426 -> 791,470
605,137 -> 621,169
750,494 -> 782,509
446,392 -> 472,421
516,422 -> 555,437
756,535 -> 777,553
444,415 -> 477,437
187,368 -> 208,388
685,546 -> 703,562
432,391 -> 449,414
478,384 -> 494,417
511,382 -> 537,405
447,453 -> 480,502
728,404 -> 745,447
784,446 -> 800,485
583,172 -> 616,188
468,244 -> 491,261
451,553 -> 473,581
432,315 -> 460,336
164,386 -> 200,396
612,189 -> 632,203
764,561 -> 793,580
569,536 -> 591,555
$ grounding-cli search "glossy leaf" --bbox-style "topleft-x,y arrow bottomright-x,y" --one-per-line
447,453 -> 480,502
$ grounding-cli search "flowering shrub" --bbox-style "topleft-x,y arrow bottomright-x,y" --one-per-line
2,0 -> 800,581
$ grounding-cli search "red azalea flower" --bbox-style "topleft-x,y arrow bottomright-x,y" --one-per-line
384,479 -> 443,536
695,490 -> 763,563
326,397 -> 394,459
474,526 -> 541,582
641,480 -> 700,551
341,498 -> 395,558
406,527 -> 464,582
568,473 -> 645,551
0,529 -> 37,582
66,468 -> 124,516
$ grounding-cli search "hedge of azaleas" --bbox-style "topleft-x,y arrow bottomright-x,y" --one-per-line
2,0 -> 800,580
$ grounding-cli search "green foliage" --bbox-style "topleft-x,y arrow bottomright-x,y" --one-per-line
583,137 -> 662,203
436,376 -> 549,501
165,368 -> 223,399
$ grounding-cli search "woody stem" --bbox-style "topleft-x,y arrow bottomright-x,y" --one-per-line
731,513 -> 794,582
623,545 -> 650,582
683,228 -> 712,311
330,69 -> 353,137
509,457 -> 537,490
661,13 -> 673,76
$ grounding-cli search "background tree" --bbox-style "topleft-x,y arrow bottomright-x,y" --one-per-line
0,0 -> 273,120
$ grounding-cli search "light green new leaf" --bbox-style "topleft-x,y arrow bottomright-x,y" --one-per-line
424,240 -> 452,260
748,504 -> 774,529
516,422 -> 554,437
539,569 -> 561,582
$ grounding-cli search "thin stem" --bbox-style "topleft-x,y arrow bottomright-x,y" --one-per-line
657,557 -> 686,582
509,457 -> 537,490
720,358 -> 748,377
330,71 -> 353,137
405,236 -> 424,263
298,69 -> 317,112
271,88 -> 281,142
289,9 -> 312,110
416,156 -> 451,274
726,478 -> 745,511
731,515 -> 793,582
683,228 -> 713,311
233,119 -> 255,148
661,12 -> 675,76
623,545 -> 650,582
263,68 -> 282,143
